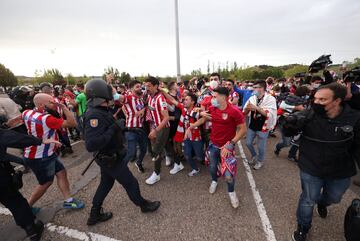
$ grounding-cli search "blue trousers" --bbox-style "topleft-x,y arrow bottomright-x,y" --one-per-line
245,128 -> 269,162
183,139 -> 204,170
123,131 -> 147,165
208,143 -> 235,192
296,171 -> 351,231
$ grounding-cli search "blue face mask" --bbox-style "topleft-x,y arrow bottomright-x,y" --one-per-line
211,98 -> 220,108
113,93 -> 120,101
253,90 -> 260,97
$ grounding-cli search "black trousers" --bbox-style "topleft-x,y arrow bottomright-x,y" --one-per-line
0,187 -> 35,229
92,157 -> 146,209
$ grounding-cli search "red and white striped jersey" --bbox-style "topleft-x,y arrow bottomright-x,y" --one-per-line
173,103 -> 201,142
22,109 -> 64,159
54,97 -> 63,116
147,92 -> 170,128
123,93 -> 145,128
228,91 -> 239,105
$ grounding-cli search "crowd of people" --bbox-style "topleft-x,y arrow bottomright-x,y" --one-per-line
0,67 -> 359,241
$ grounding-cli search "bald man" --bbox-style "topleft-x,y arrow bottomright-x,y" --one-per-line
21,93 -> 84,214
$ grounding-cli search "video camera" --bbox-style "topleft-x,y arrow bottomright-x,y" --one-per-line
282,110 -> 315,137
308,55 -> 332,73
343,67 -> 360,83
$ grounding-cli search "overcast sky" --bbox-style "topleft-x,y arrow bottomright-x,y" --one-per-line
1,0 -> 360,77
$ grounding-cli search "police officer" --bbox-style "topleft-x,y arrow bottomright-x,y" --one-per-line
0,119 -> 61,241
83,78 -> 160,226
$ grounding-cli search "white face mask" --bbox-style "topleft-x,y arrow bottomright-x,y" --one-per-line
312,83 -> 321,89
209,80 -> 219,90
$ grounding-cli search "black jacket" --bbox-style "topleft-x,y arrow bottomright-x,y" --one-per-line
83,106 -> 124,155
0,129 -> 42,187
296,105 -> 360,179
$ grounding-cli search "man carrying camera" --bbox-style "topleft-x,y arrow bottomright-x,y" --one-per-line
284,83 -> 360,241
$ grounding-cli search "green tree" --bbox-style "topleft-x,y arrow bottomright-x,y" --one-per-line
119,72 -> 131,84
284,65 -> 308,77
35,68 -> 65,86
0,63 -> 18,91
76,75 -> 89,85
235,68 -> 255,80
65,73 -> 76,86
103,66 -> 120,83
190,68 -> 202,77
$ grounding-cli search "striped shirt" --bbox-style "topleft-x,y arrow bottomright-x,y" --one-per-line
228,91 -> 239,105
123,93 -> 144,128
147,92 -> 169,128
173,103 -> 201,142
22,109 -> 63,159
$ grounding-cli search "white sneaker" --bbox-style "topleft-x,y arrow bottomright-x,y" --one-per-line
228,191 -> 239,208
209,181 -> 218,194
188,169 -> 200,177
145,172 -> 160,185
253,161 -> 264,170
169,163 -> 184,175
165,156 -> 172,166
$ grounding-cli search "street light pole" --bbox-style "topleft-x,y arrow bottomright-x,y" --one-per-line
174,0 -> 181,83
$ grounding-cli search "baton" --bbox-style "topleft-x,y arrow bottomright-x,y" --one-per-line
81,152 -> 99,176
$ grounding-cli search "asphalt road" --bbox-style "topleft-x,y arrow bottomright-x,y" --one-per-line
1,133 -> 359,241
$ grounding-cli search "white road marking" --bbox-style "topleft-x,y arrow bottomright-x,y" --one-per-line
0,207 -> 121,241
0,207 -> 11,215
238,141 -> 277,241
71,140 -> 84,146
46,223 -> 121,241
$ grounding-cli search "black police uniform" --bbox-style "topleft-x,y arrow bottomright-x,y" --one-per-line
0,129 -> 44,241
83,78 -> 160,226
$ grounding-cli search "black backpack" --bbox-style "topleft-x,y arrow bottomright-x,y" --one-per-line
344,199 -> 360,241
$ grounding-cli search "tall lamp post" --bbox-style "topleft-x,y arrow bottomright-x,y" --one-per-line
174,0 -> 181,83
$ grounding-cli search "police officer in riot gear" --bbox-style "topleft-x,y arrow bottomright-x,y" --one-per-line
83,78 -> 160,226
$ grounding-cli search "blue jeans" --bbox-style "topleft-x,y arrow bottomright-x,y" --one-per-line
23,154 -> 65,185
123,131 -> 147,165
75,115 -> 84,134
183,140 -> 204,170
275,124 -> 291,151
296,171 -> 351,231
208,143 -> 235,192
245,129 -> 269,162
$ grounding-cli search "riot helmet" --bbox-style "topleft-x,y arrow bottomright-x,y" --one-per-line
85,78 -> 113,107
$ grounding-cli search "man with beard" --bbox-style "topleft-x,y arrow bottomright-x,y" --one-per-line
21,93 -> 84,213
121,80 -> 147,172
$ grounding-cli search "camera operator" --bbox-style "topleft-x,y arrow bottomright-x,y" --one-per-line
274,86 -> 311,161
344,68 -> 360,110
284,83 -> 360,241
